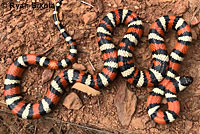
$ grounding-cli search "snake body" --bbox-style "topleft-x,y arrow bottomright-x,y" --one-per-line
118,17 -> 170,87
4,4 -> 193,123
146,16 -> 193,124
4,6 -> 144,119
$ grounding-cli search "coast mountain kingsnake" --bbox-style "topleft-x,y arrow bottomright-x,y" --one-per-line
4,0 -> 192,124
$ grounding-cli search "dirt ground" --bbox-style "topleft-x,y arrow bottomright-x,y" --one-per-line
0,0 -> 200,134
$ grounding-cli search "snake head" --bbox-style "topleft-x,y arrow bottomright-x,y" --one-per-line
179,76 -> 193,86
175,76 -> 193,92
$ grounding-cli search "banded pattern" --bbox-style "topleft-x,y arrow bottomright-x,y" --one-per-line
53,0 -> 77,64
4,9 -> 144,119
4,0 -> 78,119
4,68 -> 116,119
118,15 -> 173,87
146,15 -> 193,124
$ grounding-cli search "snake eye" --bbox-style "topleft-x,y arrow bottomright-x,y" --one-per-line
180,76 -> 193,86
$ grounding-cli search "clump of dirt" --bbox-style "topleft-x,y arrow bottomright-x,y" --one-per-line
0,0 -> 200,133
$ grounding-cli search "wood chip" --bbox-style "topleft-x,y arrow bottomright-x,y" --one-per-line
72,83 -> 100,96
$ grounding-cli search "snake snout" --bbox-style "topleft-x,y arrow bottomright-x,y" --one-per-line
180,76 -> 193,86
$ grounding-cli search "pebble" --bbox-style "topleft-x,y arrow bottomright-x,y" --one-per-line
0,125 -> 8,134
173,0 -> 188,15
130,117 -> 145,129
17,21 -> 25,28
82,12 -> 97,24
114,81 -> 137,126
150,128 -> 159,133
6,58 -> 12,65
115,0 -> 122,6
185,120 -> 193,131
7,26 -> 13,34
63,92 -> 83,110
196,86 -> 200,95
42,69 -> 54,84
0,33 -> 7,41
3,14 -> 12,20
72,63 -> 86,71
191,30 -> 198,40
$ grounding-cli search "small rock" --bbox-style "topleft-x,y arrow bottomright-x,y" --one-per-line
95,0 -> 104,13
130,117 -> 145,129
134,6 -> 139,10
7,45 -> 13,52
72,63 -> 86,71
87,64 -> 95,75
37,121 -> 54,134
0,124 -> 8,134
91,98 -> 98,104
14,41 -> 22,48
191,17 -> 200,26
183,12 -> 192,23
73,31 -> 84,40
17,21 -> 25,28
173,0 -> 189,15
191,30 -> 198,40
114,81 -> 137,126
195,89 -> 200,95
150,128 -> 159,133
3,14 -> 12,20
115,0 -> 122,6
42,69 -> 54,84
82,12 -> 97,24
95,61 -> 104,72
63,92 -> 83,110
185,120 -> 193,131
6,58 -> 12,65
0,33 -> 7,42
189,0 -> 200,9
7,26 -> 13,33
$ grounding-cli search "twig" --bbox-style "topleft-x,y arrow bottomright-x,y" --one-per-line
189,4 -> 200,26
78,0 -> 94,7
34,125 -> 37,134
0,118 -> 19,134
59,122 -> 63,134
39,46 -> 54,56
88,58 -> 96,71
44,117 -> 113,134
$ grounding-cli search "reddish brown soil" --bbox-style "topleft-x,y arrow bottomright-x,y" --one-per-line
0,0 -> 200,134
